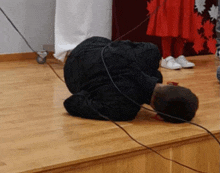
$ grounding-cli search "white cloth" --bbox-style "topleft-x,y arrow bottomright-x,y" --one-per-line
54,0 -> 113,61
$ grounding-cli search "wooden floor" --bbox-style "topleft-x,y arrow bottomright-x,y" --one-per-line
0,54 -> 219,173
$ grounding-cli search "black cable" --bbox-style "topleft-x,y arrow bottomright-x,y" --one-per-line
0,8 -> 36,53
97,113 -> 206,173
46,61 -> 65,83
1,5 -> 218,173
0,7 -> 65,83
110,0 -> 220,146
101,44 -> 220,146
115,0 -> 168,41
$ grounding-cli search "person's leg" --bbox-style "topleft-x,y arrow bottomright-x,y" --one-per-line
216,0 -> 220,60
216,0 -> 220,58
63,90 -> 106,120
161,37 -> 182,70
161,37 -> 172,58
217,66 -> 220,82
216,1 -> 220,82
174,37 -> 195,68
63,90 -> 138,121
173,37 -> 185,58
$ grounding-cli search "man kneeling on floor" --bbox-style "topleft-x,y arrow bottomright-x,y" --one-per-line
63,37 -> 199,123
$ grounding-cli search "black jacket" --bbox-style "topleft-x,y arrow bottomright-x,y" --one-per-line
64,37 -> 163,121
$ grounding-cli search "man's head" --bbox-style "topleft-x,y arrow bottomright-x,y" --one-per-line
150,84 -> 199,123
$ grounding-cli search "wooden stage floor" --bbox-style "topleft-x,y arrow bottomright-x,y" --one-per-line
0,54 -> 219,173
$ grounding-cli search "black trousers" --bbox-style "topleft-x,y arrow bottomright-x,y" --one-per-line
64,90 -> 140,121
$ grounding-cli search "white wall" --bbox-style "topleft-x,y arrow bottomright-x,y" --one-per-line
0,0 -> 55,54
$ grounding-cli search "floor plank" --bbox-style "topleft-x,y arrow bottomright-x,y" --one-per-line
0,55 -> 219,173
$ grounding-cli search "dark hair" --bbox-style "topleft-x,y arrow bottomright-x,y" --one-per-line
152,85 -> 199,123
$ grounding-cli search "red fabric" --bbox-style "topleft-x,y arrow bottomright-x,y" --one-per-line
146,0 -> 196,42
161,37 -> 172,58
173,37 -> 185,57
112,0 -> 217,55
161,37 -> 185,58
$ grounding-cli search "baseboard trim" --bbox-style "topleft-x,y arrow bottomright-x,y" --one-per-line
0,52 -> 54,62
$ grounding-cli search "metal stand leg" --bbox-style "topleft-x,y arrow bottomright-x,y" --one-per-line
36,51 -> 48,64
36,45 -> 54,64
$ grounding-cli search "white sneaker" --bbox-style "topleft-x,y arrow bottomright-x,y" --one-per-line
161,56 -> 182,70
175,55 -> 195,68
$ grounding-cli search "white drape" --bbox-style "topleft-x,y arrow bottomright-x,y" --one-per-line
54,0 -> 113,61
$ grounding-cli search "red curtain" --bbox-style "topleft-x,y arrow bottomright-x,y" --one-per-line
112,0 -> 217,56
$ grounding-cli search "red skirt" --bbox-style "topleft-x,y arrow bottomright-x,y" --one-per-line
146,0 -> 197,41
